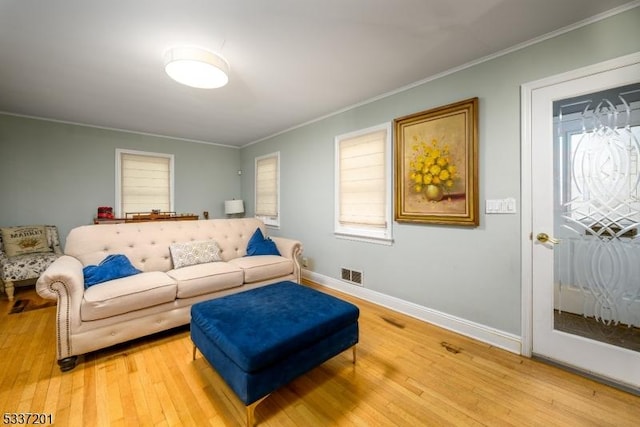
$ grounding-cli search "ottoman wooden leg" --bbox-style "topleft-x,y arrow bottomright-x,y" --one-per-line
246,395 -> 269,427
352,344 -> 357,364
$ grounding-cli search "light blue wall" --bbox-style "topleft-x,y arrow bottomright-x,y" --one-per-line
0,8 -> 637,337
240,8 -> 640,335
0,115 -> 241,244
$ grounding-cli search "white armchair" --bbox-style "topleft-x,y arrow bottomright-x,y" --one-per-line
0,225 -> 63,300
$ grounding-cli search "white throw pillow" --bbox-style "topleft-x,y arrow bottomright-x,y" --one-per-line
169,240 -> 222,269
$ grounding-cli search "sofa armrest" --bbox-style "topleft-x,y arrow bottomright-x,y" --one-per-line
271,237 -> 303,282
36,255 -> 84,301
36,255 -> 85,321
36,255 -> 86,360
271,236 -> 303,260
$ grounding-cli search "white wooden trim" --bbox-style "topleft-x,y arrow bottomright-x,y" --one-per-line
520,82 -> 534,357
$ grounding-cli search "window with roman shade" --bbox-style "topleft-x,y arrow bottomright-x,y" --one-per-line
335,123 -> 393,244
116,149 -> 174,217
255,152 -> 280,227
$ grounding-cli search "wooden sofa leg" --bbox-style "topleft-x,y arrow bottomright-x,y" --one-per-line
58,356 -> 78,372
5,281 -> 14,301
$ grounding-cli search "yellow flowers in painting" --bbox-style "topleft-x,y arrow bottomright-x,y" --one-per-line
408,136 -> 456,201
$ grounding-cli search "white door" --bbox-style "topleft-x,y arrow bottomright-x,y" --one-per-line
524,53 -> 640,391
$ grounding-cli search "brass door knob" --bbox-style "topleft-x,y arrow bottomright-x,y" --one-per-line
536,232 -> 560,244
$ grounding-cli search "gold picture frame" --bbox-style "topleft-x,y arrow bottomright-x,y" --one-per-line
394,97 -> 479,226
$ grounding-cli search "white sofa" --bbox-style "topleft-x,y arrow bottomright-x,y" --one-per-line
36,218 -> 303,371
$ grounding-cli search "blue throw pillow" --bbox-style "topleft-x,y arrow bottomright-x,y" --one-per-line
246,228 -> 281,256
83,254 -> 141,288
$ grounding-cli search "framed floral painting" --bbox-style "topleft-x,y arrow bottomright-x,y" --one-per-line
394,97 -> 479,226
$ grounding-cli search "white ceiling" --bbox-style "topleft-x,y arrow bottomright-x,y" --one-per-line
0,0 -> 635,147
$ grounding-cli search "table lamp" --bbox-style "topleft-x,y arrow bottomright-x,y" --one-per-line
224,199 -> 245,217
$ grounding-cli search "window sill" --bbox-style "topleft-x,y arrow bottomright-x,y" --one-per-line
256,215 -> 280,229
335,232 -> 393,246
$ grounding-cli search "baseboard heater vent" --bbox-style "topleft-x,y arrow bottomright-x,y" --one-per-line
341,268 -> 363,286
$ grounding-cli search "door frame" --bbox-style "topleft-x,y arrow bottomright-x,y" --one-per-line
520,51 -> 640,357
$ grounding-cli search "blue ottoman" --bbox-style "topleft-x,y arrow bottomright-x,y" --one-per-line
190,281 -> 359,426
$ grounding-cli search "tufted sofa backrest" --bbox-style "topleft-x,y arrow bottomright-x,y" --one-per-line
64,218 -> 266,272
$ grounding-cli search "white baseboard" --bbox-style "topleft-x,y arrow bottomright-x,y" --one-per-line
302,269 -> 522,355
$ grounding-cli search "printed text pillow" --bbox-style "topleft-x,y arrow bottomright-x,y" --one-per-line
1,225 -> 51,257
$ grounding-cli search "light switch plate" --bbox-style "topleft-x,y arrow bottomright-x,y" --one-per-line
486,198 -> 517,214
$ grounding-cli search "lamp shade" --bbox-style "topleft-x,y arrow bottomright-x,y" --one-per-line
224,199 -> 244,215
164,47 -> 229,89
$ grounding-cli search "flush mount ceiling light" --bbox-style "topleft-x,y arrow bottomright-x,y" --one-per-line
164,47 -> 229,89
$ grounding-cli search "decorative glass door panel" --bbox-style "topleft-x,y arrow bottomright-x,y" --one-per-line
529,55 -> 640,391
553,83 -> 640,352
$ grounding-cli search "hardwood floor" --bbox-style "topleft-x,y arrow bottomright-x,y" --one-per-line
1,282 -> 638,426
